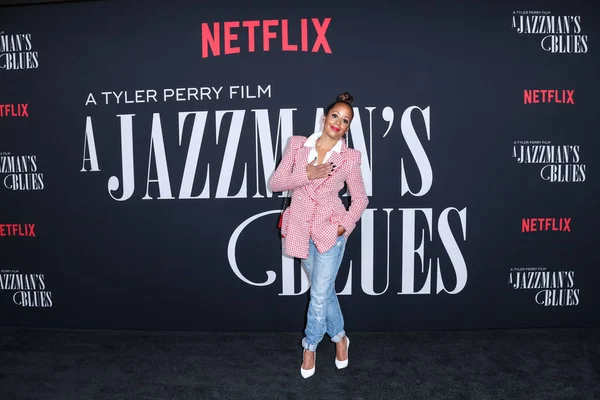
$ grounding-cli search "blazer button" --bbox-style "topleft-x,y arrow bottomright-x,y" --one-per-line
298,196 -> 302,200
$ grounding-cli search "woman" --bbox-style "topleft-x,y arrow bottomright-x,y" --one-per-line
269,93 -> 369,379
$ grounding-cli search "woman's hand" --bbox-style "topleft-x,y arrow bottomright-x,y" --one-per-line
306,158 -> 335,180
337,225 -> 346,236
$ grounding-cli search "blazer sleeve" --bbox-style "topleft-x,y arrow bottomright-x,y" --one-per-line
339,151 -> 369,234
268,136 -> 311,192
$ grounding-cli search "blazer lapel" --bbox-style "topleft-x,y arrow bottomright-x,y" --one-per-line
295,145 -> 312,166
294,143 -> 318,199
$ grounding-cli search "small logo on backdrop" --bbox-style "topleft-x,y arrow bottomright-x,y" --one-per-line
0,270 -> 52,307
0,152 -> 45,191
521,218 -> 571,232
511,11 -> 588,54
523,90 -> 574,104
508,267 -> 579,307
0,31 -> 39,70
0,103 -> 29,117
0,223 -> 36,237
512,141 -> 585,183
201,18 -> 332,58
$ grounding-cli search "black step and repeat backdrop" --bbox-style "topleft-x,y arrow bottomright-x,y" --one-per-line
1,0 -> 599,331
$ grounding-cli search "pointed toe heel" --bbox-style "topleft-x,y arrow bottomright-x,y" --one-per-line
301,349 -> 316,379
335,336 -> 350,370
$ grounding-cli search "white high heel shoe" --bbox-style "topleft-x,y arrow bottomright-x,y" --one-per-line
335,336 -> 350,369
300,349 -> 316,379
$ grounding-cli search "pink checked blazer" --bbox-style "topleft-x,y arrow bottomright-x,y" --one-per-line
269,135 -> 369,259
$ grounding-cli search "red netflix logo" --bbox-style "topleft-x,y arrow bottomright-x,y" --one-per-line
523,90 -> 574,104
0,223 -> 35,237
0,104 -> 29,117
201,18 -> 332,58
521,218 -> 571,232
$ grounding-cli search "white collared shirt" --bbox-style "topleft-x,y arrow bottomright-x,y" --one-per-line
304,131 -> 342,165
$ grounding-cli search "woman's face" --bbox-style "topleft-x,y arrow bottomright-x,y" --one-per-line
322,102 -> 353,141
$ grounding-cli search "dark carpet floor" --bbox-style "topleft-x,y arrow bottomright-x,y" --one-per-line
1,327 -> 599,400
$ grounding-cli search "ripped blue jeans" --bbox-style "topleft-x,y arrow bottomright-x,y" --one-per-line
301,236 -> 346,352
